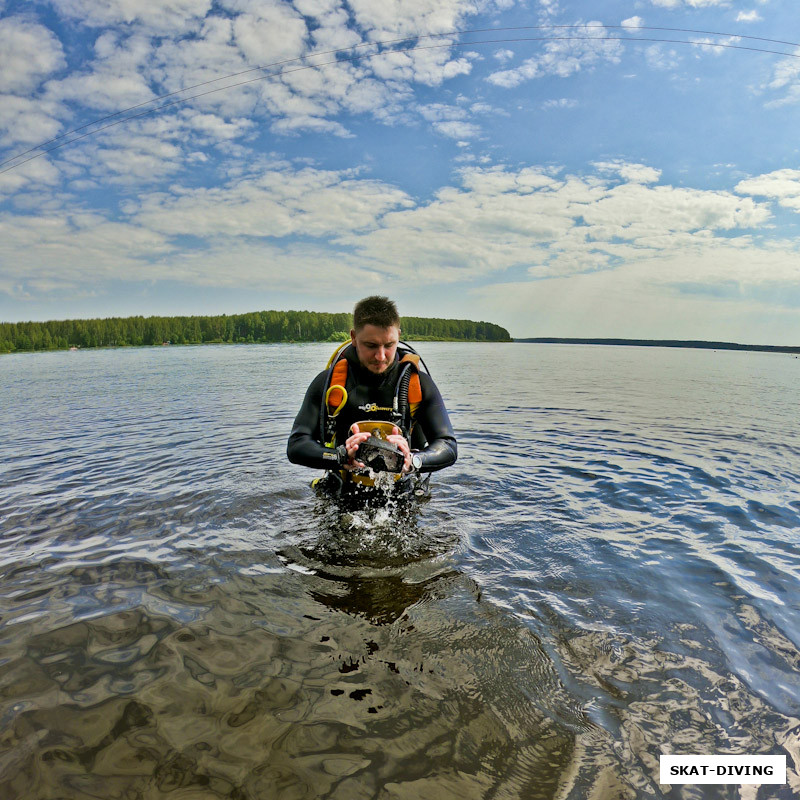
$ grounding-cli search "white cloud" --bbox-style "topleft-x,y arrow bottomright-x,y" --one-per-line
0,154 -> 61,197
494,49 -> 515,63
688,35 -> 742,57
348,0 -> 478,38
44,31 -> 156,117
621,17 -> 644,30
736,10 -> 762,22
537,0 -> 560,15
650,0 -> 729,7
2,159 -> 795,332
131,165 -> 413,238
134,3 -> 479,135
53,0 -> 212,34
331,164 -> 773,285
764,49 -> 800,107
593,161 -> 662,184
183,111 -> 254,142
150,17 -> 256,116
230,4 -> 308,65
0,165 -> 411,294
54,114 -> 202,185
418,103 -> 466,122
344,0 -> 482,86
0,95 -> 64,149
147,241 -> 387,292
0,17 -> 65,93
487,23 -> 624,88
0,212 -> 172,288
736,169 -> 800,211
474,245 -> 800,342
0,0 -> 510,170
542,98 -> 577,109
369,42 -> 473,87
433,120 -> 481,139
577,183 -> 768,239
645,44 -> 680,71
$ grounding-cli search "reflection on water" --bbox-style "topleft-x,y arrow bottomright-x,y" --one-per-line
2,554 -> 591,798
1,343 -> 799,798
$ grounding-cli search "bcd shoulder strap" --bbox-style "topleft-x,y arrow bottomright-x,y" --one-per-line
399,353 -> 422,412
326,358 -> 348,414
324,350 -> 423,446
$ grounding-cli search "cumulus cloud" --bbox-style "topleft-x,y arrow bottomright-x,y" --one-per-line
0,154 -> 61,197
349,0 -> 478,39
645,44 -> 680,71
45,32 -> 155,112
0,0 -> 499,165
649,0 -> 729,7
2,158 -> 795,329
0,211 -> 172,288
542,98 -> 578,109
487,23 -> 624,88
331,164 -> 772,284
131,165 -> 413,238
621,17 -> 644,30
688,35 -> 742,57
0,17 -> 66,164
148,241 -> 387,292
229,3 -> 308,65
433,120 -> 481,138
47,108 -> 249,187
417,102 -> 483,138
53,0 -> 212,34
593,161 -> 662,184
764,49 -> 800,107
736,10 -> 762,23
736,169 -> 800,211
0,17 -> 65,94
0,95 -> 64,149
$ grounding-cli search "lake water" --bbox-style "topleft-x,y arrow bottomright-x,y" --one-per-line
1,342 -> 799,799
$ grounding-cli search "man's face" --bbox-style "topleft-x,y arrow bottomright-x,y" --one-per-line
351,324 -> 400,374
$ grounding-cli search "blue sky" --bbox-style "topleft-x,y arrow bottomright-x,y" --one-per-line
1,0 -> 799,343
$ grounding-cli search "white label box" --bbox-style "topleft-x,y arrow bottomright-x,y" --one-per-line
660,755 -> 786,785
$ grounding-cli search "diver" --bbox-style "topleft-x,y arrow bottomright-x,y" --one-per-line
287,296 -> 457,501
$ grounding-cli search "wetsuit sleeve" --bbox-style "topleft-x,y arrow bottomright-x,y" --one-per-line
414,373 -> 457,473
287,371 -> 342,470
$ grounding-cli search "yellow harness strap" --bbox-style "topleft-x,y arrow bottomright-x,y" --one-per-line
324,348 -> 422,449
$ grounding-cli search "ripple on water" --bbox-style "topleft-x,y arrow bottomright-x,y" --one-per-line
2,343 -> 800,798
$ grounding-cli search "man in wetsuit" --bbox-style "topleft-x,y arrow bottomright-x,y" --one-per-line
287,296 -> 457,491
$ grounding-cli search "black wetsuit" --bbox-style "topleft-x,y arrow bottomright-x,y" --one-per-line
287,345 -> 457,475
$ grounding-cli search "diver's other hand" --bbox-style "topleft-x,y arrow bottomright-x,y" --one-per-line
343,423 -> 371,470
387,426 -> 412,473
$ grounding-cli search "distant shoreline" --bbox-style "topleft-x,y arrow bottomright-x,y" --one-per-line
514,337 -> 800,355
0,310 -> 511,353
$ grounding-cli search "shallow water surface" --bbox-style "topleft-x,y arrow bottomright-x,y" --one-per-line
1,342 -> 799,798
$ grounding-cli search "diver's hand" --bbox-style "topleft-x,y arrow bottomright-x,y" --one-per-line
387,426 -> 413,473
343,423 -> 371,470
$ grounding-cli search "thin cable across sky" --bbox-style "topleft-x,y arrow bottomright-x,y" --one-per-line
2,24 -> 799,176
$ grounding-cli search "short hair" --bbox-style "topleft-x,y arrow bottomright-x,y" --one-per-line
353,296 -> 400,331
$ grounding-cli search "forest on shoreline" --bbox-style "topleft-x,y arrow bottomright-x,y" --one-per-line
0,310 -> 511,353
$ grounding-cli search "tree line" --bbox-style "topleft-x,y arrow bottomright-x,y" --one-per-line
0,310 -> 511,353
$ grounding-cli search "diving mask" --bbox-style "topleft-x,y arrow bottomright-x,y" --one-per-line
353,421 -> 405,474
